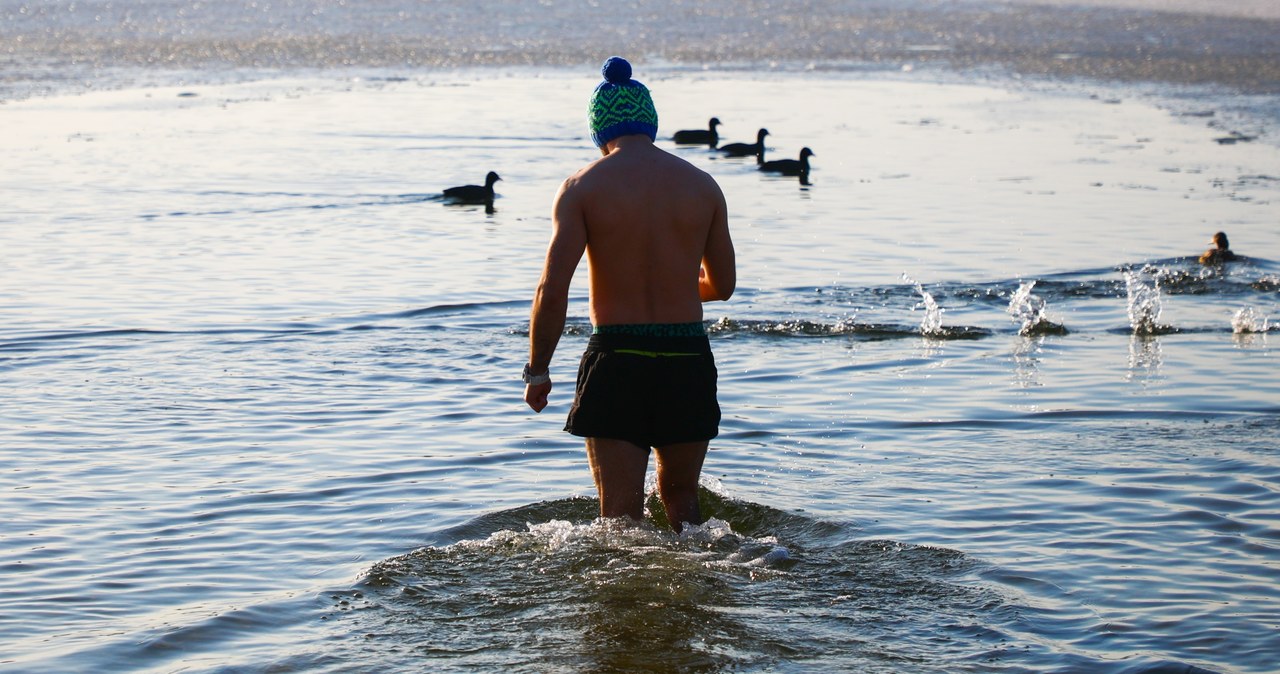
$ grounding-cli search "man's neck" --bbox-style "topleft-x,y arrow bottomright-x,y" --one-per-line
603,134 -> 654,155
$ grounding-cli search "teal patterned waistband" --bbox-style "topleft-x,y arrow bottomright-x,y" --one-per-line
592,322 -> 707,338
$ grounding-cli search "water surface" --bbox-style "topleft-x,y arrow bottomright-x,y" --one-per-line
2,17 -> 1279,674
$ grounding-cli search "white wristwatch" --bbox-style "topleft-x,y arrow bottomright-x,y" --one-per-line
522,364 -> 551,386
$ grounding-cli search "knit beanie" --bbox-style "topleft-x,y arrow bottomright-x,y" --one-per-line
588,56 -> 658,148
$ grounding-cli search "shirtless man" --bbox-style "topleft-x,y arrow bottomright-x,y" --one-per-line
523,57 -> 736,532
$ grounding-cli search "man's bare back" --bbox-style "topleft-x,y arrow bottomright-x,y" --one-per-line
563,136 -> 735,326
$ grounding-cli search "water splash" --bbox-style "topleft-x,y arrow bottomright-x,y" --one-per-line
1233,306 -> 1271,334
1007,280 -> 1067,336
355,495 -> 992,673
904,274 -> 945,337
1124,269 -> 1170,335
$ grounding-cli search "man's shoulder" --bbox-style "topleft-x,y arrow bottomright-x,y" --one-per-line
566,144 -> 720,196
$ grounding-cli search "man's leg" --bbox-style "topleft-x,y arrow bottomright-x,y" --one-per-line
586,437 -> 650,522
653,441 -> 708,532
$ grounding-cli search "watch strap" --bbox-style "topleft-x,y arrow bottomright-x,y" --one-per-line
522,364 -> 551,385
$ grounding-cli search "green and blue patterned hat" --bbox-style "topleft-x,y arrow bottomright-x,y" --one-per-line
589,56 -> 658,148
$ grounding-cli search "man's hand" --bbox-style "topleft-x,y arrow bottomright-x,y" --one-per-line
525,380 -> 553,413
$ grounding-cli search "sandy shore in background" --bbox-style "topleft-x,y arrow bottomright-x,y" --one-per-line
1007,0 -> 1280,20
2,0 -> 1278,100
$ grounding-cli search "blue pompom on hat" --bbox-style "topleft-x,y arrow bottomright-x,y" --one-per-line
601,55 -> 632,83
588,56 -> 659,148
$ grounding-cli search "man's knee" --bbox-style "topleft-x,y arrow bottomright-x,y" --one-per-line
654,443 -> 708,485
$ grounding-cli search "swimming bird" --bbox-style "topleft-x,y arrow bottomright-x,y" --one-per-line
443,171 -> 501,205
1199,231 -> 1238,264
759,147 -> 814,182
719,128 -> 769,163
672,117 -> 721,146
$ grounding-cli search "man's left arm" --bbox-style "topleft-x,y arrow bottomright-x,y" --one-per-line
699,184 -> 736,302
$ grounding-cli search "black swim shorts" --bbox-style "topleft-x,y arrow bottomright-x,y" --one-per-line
564,325 -> 720,448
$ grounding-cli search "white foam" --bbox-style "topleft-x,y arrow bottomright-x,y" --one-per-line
1233,306 -> 1271,334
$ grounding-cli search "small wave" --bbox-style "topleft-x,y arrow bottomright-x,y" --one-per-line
706,316 -> 989,341
1253,274 -> 1280,292
555,259 -> 1280,342
0,325 -> 331,352
709,316 -> 914,339
0,327 -> 176,350
138,193 -> 437,220
393,298 -> 531,321
1232,306 -> 1272,334
896,259 -> 1273,306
